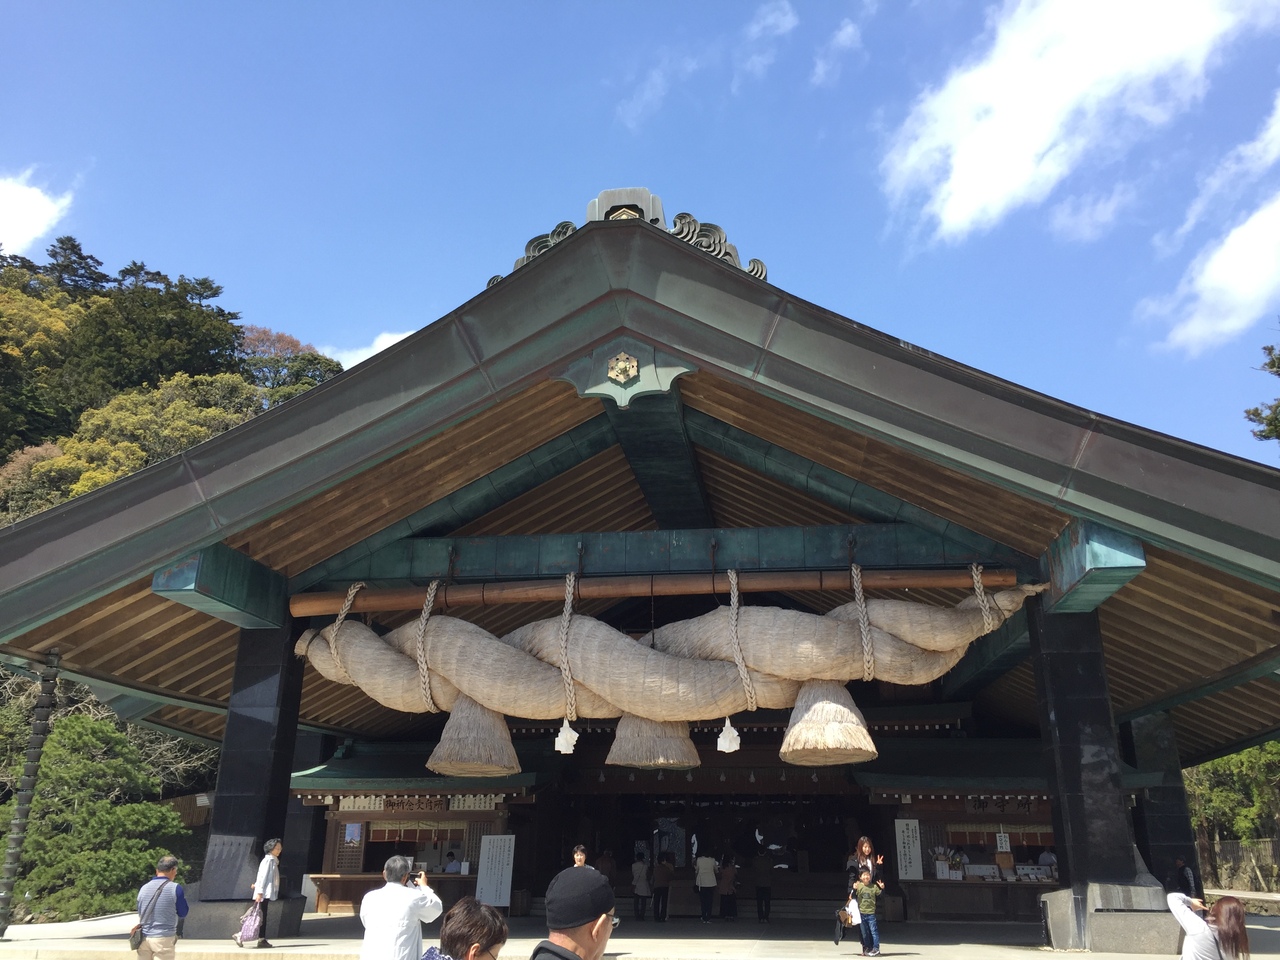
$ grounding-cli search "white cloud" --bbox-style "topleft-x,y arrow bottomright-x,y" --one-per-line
1049,184 -> 1134,241
745,1 -> 798,41
1159,86 -> 1280,252
811,19 -> 862,87
0,169 -> 73,255
733,1 -> 798,92
616,55 -> 700,132
882,0 -> 1279,243
738,51 -> 778,84
1142,187 -> 1280,354
320,330 -> 415,369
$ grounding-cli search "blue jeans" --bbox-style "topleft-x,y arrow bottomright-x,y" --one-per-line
859,912 -> 879,952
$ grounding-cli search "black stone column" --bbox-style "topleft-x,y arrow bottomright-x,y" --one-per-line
280,731 -> 335,898
200,619 -> 305,902
1122,712 -> 1201,897
1028,599 -> 1137,887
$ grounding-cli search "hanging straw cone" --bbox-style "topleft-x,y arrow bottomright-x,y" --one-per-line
427,695 -> 521,777
605,714 -> 700,769
779,680 -> 877,766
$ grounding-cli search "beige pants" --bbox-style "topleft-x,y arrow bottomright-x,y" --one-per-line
137,934 -> 177,960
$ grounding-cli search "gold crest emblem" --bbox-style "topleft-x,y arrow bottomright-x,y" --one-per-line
607,352 -> 639,385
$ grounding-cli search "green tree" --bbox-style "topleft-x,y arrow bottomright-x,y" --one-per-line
40,236 -> 108,299
0,267 -> 82,453
0,714 -> 187,920
1184,741 -> 1280,840
1245,342 -> 1280,444
0,244 -> 40,276
0,673 -> 218,920
61,264 -> 242,410
29,372 -> 264,498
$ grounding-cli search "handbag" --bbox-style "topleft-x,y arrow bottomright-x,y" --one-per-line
235,901 -> 263,945
130,879 -> 171,950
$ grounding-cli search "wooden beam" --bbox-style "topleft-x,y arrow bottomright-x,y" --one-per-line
1043,518 -> 1146,613
290,567 -> 1018,617
1115,643 -> 1280,724
682,408 -> 1038,574
151,543 -> 286,629
941,610 -> 1030,700
289,415 -> 617,592
1185,720 -> 1280,767
319,523 -> 1012,588
604,388 -> 714,529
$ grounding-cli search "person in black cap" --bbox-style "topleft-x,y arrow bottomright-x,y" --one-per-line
530,865 -> 618,960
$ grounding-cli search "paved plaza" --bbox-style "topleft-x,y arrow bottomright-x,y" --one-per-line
1,909 -> 1278,960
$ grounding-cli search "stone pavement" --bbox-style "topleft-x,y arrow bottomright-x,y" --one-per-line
1,911 -> 1277,960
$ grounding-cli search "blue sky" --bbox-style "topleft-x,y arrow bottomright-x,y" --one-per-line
4,1 -> 1280,464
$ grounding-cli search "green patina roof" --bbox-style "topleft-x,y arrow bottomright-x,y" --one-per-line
849,738 -> 1163,792
290,741 -> 546,794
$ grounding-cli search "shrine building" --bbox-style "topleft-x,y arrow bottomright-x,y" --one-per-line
2,188 -> 1278,952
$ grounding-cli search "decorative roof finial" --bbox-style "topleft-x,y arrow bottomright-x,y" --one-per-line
487,188 -> 767,287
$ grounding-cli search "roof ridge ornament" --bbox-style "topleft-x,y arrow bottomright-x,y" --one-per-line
489,220 -> 580,286
669,212 -> 767,281
487,189 -> 766,287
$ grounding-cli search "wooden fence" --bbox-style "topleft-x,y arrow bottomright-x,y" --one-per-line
1201,838 -> 1280,892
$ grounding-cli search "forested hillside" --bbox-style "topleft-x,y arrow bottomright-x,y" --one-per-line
0,236 -> 342,522
0,238 -> 342,919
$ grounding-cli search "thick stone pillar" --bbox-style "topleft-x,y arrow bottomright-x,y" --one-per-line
281,731 -> 335,902
185,619 -> 306,939
1028,599 -> 1178,952
1122,712 -> 1201,897
1029,600 -> 1136,887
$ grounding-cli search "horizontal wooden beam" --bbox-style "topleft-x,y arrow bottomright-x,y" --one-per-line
291,567 -> 1019,618
1185,721 -> 1280,767
321,523 -> 1012,588
682,409 -> 1037,573
290,415 -> 617,592
1115,643 -> 1280,724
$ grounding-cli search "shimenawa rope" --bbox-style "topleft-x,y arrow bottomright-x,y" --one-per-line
414,580 -> 440,712
971,564 -> 997,635
850,564 -> 875,681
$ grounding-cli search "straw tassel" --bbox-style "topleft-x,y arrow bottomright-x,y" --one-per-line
427,695 -> 521,776
606,714 -> 699,769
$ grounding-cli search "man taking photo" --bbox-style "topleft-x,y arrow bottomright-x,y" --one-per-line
529,865 -> 618,960
359,855 -> 443,960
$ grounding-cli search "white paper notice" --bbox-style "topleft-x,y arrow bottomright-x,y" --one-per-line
475,835 -> 515,907
894,819 -> 922,881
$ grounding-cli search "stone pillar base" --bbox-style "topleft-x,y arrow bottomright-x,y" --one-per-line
180,886 -> 306,941
1041,884 -> 1180,953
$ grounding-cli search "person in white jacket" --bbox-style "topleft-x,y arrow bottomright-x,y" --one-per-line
360,855 -> 444,960
238,838 -> 282,948
1166,892 -> 1250,960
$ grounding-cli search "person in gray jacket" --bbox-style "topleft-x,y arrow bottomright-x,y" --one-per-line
135,855 -> 189,960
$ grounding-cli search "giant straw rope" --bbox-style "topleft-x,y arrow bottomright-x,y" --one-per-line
297,572 -> 1047,774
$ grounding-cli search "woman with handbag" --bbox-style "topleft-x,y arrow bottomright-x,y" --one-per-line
235,838 -> 282,948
